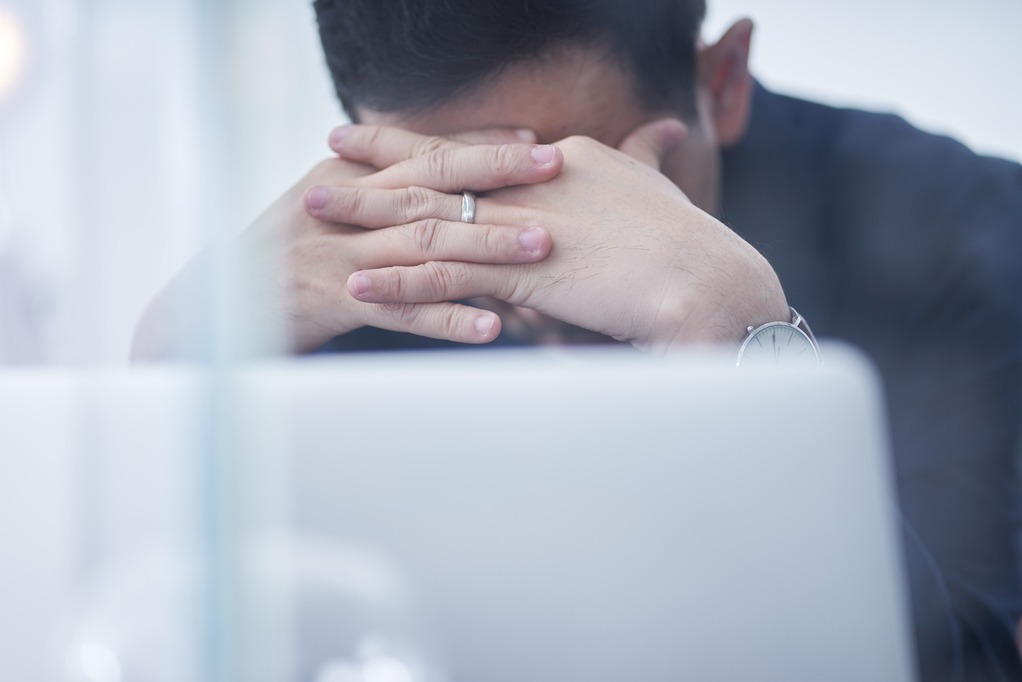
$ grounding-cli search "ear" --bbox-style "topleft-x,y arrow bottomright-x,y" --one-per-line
698,18 -> 754,147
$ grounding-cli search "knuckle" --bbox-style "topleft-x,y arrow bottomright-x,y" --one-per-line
339,187 -> 366,217
412,135 -> 448,158
490,144 -> 522,181
480,225 -> 506,256
440,306 -> 463,340
495,264 -> 531,303
412,218 -> 444,254
422,260 -> 457,296
389,268 -> 410,301
380,301 -> 417,322
402,186 -> 439,221
424,148 -> 454,181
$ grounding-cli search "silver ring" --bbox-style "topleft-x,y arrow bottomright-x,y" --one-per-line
460,190 -> 476,224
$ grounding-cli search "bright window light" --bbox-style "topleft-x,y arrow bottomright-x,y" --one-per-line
0,9 -> 27,102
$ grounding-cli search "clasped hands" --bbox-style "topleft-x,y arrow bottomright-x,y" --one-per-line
294,118 -> 788,353
133,118 -> 788,360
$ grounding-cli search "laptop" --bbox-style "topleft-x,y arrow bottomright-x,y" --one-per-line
229,344 -> 915,682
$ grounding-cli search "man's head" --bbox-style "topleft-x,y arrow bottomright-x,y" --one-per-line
313,0 -> 755,212
314,0 -> 706,122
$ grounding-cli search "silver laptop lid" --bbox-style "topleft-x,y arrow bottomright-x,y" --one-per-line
234,344 -> 915,682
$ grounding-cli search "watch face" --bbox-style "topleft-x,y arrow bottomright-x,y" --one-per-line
737,323 -> 819,366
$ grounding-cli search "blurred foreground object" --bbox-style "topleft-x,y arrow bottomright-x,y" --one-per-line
0,346 -> 915,681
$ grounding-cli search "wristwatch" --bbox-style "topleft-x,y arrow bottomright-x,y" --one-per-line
736,307 -> 821,367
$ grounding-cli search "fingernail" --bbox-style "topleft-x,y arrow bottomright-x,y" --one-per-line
306,186 -> 329,211
516,128 -> 537,142
519,227 -> 545,254
475,313 -> 497,337
531,145 -> 556,164
351,273 -> 371,296
329,126 -> 351,149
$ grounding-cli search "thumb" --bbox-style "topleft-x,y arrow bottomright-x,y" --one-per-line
617,118 -> 687,170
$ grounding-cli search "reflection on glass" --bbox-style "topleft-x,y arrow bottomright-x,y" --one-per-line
75,642 -> 122,682
58,533 -> 440,682
0,8 -> 28,101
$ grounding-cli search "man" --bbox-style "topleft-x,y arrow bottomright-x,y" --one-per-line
134,0 -> 1022,678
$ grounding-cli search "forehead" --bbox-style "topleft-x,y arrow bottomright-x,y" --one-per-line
358,45 -> 657,147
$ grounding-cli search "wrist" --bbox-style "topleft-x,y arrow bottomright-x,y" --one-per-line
644,245 -> 789,354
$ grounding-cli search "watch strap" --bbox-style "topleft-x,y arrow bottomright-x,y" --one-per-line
789,308 -> 818,348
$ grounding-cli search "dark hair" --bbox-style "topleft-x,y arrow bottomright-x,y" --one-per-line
313,0 -> 706,121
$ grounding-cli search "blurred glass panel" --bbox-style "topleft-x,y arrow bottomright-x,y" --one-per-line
0,0 -> 340,679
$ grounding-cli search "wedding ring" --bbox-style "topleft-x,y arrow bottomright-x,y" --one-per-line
460,190 -> 476,224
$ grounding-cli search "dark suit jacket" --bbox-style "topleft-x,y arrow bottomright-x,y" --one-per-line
721,83 -> 1022,681
322,84 -> 1022,680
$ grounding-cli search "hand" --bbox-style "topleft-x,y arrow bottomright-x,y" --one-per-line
313,120 -> 789,352
131,133 -> 562,360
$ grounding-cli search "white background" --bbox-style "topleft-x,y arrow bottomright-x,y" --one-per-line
707,0 -> 1021,161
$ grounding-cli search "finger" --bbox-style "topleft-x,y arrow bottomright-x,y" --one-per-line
360,142 -> 563,192
348,261 -> 514,305
330,124 -> 467,168
617,118 -> 687,170
306,185 -> 516,229
357,300 -> 502,344
306,185 -> 464,227
330,124 -> 539,166
449,128 -> 537,145
368,220 -> 552,266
